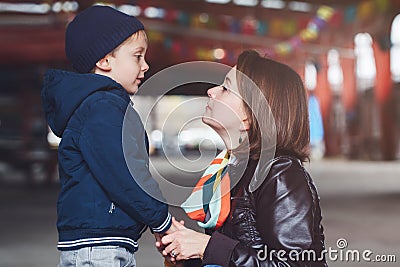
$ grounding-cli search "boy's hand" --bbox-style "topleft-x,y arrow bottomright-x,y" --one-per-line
154,233 -> 164,251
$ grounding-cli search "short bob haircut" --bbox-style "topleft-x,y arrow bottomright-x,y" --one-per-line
234,50 -> 310,162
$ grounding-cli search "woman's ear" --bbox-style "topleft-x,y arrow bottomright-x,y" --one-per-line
240,117 -> 250,131
95,56 -> 112,71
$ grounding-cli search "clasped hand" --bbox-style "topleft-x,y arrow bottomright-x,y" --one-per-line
154,217 -> 211,263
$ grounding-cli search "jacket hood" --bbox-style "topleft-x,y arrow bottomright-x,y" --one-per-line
41,69 -> 122,137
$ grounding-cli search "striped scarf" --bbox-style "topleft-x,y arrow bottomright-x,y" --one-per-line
181,150 -> 231,229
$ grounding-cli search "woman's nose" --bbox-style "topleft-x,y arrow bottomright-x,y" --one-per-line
207,86 -> 217,98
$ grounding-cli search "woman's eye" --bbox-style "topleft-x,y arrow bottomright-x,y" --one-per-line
222,85 -> 228,91
135,55 -> 142,60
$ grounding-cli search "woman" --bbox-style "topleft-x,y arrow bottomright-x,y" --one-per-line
159,50 -> 327,267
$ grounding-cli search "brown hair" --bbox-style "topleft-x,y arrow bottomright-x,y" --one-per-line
91,30 -> 148,73
234,50 -> 310,162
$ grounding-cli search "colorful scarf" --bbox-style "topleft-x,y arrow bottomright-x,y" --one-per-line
181,150 -> 231,229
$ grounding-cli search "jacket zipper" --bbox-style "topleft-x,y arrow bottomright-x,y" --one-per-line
109,202 -> 116,214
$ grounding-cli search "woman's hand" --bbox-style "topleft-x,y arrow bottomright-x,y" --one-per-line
154,217 -> 185,250
160,217 -> 211,261
154,217 -> 185,264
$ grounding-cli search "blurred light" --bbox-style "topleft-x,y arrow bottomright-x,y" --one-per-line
0,2 -> 51,14
328,49 -> 343,92
213,48 -> 226,60
354,33 -> 376,89
328,65 -> 343,92
288,1 -> 312,12
52,1 -> 62,12
158,8 -> 166,18
178,130 -> 191,144
206,0 -> 231,3
178,127 -> 225,150
391,14 -> 400,82
199,13 -> 209,23
355,32 -> 373,45
70,1 -> 79,12
119,5 -> 141,16
144,7 -> 157,18
62,1 -> 78,12
144,6 -> 164,18
391,14 -> 400,43
51,1 -> 79,13
327,48 -> 340,65
391,47 -> 400,82
305,61 -> 317,90
234,0 -> 258,6
151,130 -> 163,143
261,0 -> 285,9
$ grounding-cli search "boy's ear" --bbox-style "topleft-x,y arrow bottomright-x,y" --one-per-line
95,56 -> 112,71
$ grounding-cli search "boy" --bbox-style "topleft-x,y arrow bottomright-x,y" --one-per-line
41,5 -> 173,266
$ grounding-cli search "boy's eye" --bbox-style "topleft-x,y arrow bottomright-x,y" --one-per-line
135,55 -> 143,60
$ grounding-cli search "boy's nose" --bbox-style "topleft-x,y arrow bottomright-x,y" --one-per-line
142,60 -> 149,72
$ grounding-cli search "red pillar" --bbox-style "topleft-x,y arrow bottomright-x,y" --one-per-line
341,53 -> 360,158
372,39 -> 397,160
341,56 -> 357,112
315,54 -> 341,156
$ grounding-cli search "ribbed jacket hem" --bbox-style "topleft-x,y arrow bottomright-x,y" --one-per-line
58,229 -> 141,252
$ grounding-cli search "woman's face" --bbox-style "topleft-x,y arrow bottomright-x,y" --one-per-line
202,66 -> 248,133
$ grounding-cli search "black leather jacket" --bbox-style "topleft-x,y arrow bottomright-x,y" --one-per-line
202,155 -> 327,267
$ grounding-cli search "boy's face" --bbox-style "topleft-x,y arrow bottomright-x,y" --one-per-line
102,31 -> 149,94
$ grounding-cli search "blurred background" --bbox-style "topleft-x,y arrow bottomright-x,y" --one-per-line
0,0 -> 399,266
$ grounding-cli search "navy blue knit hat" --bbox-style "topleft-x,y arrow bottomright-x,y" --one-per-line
65,5 -> 144,73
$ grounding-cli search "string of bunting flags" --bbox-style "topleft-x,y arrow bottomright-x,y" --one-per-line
262,5 -> 335,58
135,0 -> 393,61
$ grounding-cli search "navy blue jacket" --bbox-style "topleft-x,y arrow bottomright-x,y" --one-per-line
41,69 -> 171,252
